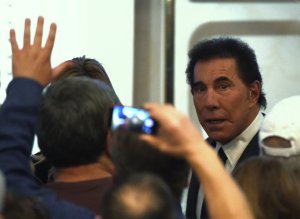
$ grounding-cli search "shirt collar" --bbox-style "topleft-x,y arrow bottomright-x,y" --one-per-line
216,112 -> 264,171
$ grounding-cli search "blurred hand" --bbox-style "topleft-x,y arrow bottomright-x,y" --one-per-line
10,16 -> 57,86
140,103 -> 207,160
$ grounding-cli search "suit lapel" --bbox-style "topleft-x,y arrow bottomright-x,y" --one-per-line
234,131 -> 260,171
186,171 -> 200,219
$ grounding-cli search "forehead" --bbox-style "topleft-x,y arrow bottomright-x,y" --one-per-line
193,58 -> 241,82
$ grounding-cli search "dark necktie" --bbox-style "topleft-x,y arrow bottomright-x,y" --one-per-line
200,147 -> 227,219
217,147 -> 227,165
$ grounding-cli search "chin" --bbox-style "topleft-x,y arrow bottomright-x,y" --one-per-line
207,133 -> 229,145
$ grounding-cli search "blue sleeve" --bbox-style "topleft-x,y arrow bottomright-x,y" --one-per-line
0,78 -> 96,219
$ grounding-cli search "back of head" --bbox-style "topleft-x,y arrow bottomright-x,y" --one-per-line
234,156 -> 300,219
111,132 -> 189,202
2,192 -> 50,219
259,95 -> 300,157
102,173 -> 177,219
186,37 -> 266,109
37,77 -> 116,168
54,56 -> 121,105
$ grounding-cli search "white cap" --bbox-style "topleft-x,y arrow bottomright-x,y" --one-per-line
259,95 -> 300,157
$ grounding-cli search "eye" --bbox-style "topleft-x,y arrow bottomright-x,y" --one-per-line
216,82 -> 230,91
219,84 -> 228,89
192,83 -> 206,95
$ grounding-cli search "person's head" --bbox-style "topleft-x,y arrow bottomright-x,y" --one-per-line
186,37 -> 266,144
234,157 -> 300,219
37,77 -> 117,168
111,132 -> 189,202
53,56 -> 121,105
2,192 -> 50,219
259,95 -> 300,157
102,173 -> 177,219
259,95 -> 300,181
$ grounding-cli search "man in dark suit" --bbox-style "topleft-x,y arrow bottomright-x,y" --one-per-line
185,37 -> 267,219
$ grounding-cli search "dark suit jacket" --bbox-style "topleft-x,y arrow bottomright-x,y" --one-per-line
185,132 -> 260,219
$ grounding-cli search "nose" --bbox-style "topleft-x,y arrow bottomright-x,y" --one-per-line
204,89 -> 219,110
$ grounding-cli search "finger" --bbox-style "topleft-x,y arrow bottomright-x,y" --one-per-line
33,16 -> 44,46
144,103 -> 174,124
44,22 -> 57,53
140,134 -> 175,155
139,134 -> 161,148
139,134 -> 168,152
143,103 -> 161,116
143,102 -> 157,110
10,29 -> 19,52
52,60 -> 73,80
23,18 -> 31,48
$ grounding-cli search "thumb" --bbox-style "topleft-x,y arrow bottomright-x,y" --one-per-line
52,60 -> 73,80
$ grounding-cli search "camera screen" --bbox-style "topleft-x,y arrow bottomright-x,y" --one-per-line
111,106 -> 157,134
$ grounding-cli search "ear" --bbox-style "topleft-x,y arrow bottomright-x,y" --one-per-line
248,80 -> 260,107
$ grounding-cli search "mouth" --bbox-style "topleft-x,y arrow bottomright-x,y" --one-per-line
205,119 -> 226,124
203,119 -> 227,130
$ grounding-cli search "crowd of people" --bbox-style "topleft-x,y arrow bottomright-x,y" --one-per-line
0,16 -> 299,219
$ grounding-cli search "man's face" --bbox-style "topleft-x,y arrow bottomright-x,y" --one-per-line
192,58 -> 259,144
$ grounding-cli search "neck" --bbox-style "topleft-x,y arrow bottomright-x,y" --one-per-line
54,161 -> 112,183
246,106 -> 260,129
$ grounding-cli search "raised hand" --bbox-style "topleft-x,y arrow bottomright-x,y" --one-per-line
10,16 -> 57,86
139,103 -> 208,161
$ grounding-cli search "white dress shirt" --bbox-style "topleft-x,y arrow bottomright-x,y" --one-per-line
196,112 -> 264,219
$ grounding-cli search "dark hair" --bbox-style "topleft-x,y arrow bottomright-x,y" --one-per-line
2,192 -> 50,219
274,156 -> 300,187
54,56 -> 121,105
111,132 -> 189,202
102,173 -> 177,219
234,157 -> 300,219
186,37 -> 266,109
37,77 -> 116,168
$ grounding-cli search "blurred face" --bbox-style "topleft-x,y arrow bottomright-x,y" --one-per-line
192,58 -> 259,144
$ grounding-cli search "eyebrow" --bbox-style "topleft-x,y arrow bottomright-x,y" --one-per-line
192,81 -> 203,87
191,81 -> 206,92
214,76 -> 231,83
193,76 -> 231,86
